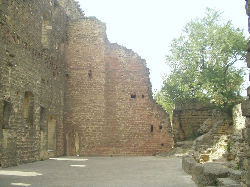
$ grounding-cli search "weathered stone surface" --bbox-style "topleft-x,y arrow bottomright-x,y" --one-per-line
198,118 -> 215,135
172,102 -> 215,141
192,117 -> 232,163
246,52 -> 250,68
57,0 -> 84,19
238,4 -> 249,187
228,169 -> 242,182
190,162 -> 229,186
191,163 -> 204,185
0,0 -> 174,166
246,0 -> 250,16
216,178 -> 240,187
242,100 -> 250,117
247,40 -> 250,52
0,0 -> 70,167
182,156 -> 244,187
64,17 -> 173,156
182,155 -> 197,175
202,163 -> 229,183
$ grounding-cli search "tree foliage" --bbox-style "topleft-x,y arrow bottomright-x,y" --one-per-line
157,8 -> 247,113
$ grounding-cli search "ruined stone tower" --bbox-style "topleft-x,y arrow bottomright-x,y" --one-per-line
0,0 -> 173,167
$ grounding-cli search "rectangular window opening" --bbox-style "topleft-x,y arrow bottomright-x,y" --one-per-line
131,93 -> 136,99
40,106 -> 46,131
24,91 -> 34,126
150,125 -> 154,133
3,100 -> 12,129
88,70 -> 92,79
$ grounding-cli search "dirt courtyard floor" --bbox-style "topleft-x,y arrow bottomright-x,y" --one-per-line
0,156 -> 196,187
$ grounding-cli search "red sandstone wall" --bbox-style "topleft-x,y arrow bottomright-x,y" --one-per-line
64,18 -> 107,155
104,43 -> 173,155
64,17 -> 173,156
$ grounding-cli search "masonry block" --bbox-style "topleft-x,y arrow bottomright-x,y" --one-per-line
246,52 -> 250,68
242,100 -> 250,117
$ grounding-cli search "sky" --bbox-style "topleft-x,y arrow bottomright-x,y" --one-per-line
78,0 -> 249,93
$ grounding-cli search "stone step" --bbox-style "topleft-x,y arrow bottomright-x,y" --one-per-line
228,169 -> 242,182
198,162 -> 229,186
216,178 -> 240,187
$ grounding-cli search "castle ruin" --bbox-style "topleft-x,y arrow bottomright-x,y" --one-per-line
0,0 -> 173,167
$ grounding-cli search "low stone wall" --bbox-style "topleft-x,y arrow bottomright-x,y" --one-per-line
172,102 -> 215,141
183,156 -> 233,186
182,104 -> 248,186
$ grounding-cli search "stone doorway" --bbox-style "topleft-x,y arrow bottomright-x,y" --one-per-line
48,115 -> 56,157
66,129 -> 79,156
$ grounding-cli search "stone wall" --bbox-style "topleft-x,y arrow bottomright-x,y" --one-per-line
64,17 -> 107,156
0,0 -> 69,167
64,17 -> 173,156
181,104 -> 246,186
172,102 -> 214,141
242,1 -> 250,186
104,43 -> 173,155
57,0 -> 84,20
0,0 -> 173,167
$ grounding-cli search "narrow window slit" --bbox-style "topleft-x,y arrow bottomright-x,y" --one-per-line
131,93 -> 136,99
88,70 -> 92,79
150,125 -> 154,133
3,100 -> 12,129
40,106 -> 46,131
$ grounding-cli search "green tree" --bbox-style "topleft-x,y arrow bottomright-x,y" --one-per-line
154,91 -> 174,117
158,8 -> 247,113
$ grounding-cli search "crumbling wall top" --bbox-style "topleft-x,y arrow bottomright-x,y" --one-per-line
107,42 -> 147,66
57,0 -> 84,19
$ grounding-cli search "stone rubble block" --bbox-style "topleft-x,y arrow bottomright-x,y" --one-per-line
242,100 -> 250,117
182,155 -> 197,175
228,168 -> 242,182
216,178 -> 240,187
199,162 -> 229,186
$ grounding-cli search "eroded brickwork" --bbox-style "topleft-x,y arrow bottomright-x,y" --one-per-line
64,17 -> 173,156
57,0 -> 84,19
104,43 -> 173,155
64,18 -> 107,156
172,103 -> 214,141
0,0 -> 173,166
0,0 -> 80,167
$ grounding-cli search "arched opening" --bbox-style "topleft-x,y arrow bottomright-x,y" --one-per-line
41,11 -> 52,49
48,115 -> 56,157
66,129 -> 80,156
24,91 -> 34,126
3,100 -> 12,129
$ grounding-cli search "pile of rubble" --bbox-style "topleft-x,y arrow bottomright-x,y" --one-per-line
181,105 -> 249,186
